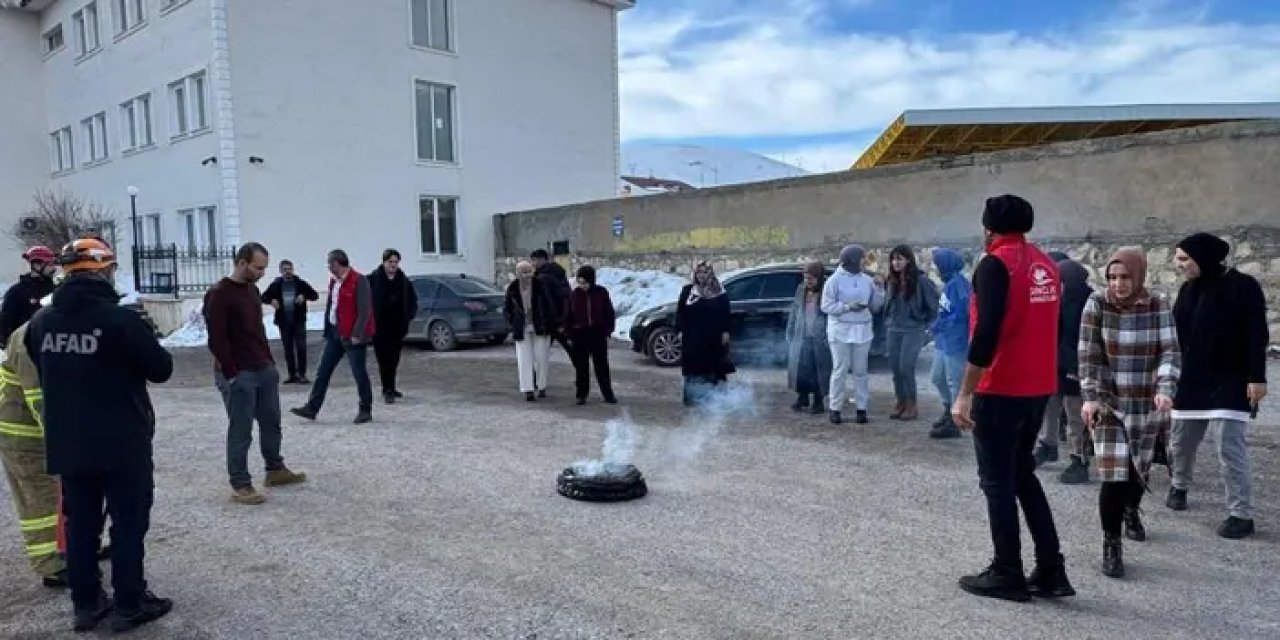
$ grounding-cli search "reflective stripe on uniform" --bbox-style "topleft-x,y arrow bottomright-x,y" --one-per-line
26,541 -> 57,558
0,420 -> 42,438
0,369 -> 18,386
23,389 -> 41,400
20,513 -> 58,532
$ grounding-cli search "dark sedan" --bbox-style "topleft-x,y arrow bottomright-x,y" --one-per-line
406,274 -> 508,351
628,264 -> 887,367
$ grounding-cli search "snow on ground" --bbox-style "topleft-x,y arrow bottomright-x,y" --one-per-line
596,267 -> 686,341
160,308 -> 326,348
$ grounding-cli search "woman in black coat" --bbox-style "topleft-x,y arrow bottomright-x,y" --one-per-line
676,261 -> 733,406
368,249 -> 418,404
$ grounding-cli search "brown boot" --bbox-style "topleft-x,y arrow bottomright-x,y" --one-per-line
900,401 -> 919,421
231,486 -> 266,505
890,400 -> 906,420
264,467 -> 308,487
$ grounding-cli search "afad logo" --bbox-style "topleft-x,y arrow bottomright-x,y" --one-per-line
1029,264 -> 1059,304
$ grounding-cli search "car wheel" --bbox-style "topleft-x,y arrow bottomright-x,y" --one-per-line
487,334 -> 507,346
429,321 -> 457,352
556,464 -> 648,503
646,326 -> 681,367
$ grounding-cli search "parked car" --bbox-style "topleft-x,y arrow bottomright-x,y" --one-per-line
628,263 -> 887,367
406,274 -> 509,351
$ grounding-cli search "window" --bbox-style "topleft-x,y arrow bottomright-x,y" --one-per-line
49,127 -> 75,173
98,221 -> 118,249
44,24 -> 65,54
140,213 -> 162,247
419,196 -> 460,256
81,112 -> 109,163
723,276 -> 763,301
169,71 -> 209,138
120,93 -> 153,152
178,206 -> 217,252
112,0 -> 146,35
160,0 -> 189,12
414,80 -> 455,163
412,278 -> 440,300
72,2 -> 101,57
760,273 -> 803,300
410,0 -> 451,51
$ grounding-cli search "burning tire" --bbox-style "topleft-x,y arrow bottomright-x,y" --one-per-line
556,464 -> 647,502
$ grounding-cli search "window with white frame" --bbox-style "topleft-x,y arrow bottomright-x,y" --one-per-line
72,2 -> 101,57
112,0 -> 146,35
44,24 -> 65,55
168,71 -> 209,138
178,206 -> 218,253
419,196 -> 459,256
140,213 -> 162,247
49,127 -> 74,173
410,0 -> 451,52
119,93 -> 153,152
414,80 -> 455,163
81,112 -> 109,163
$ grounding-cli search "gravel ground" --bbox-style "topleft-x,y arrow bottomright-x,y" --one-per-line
2,337 -> 1278,639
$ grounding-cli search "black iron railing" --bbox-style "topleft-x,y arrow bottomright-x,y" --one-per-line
132,244 -> 235,297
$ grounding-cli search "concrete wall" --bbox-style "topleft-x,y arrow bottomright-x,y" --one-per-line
494,121 -> 1280,341
228,0 -> 621,285
0,11 -> 51,263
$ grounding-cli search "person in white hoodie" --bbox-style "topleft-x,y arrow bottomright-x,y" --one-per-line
822,245 -> 885,424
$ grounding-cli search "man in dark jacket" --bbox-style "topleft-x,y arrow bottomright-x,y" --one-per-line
1034,258 -> 1093,484
368,249 -> 418,404
260,259 -> 319,383
567,265 -> 617,405
1168,232 -> 1269,540
531,249 -> 572,362
0,245 -> 59,346
25,238 -> 174,633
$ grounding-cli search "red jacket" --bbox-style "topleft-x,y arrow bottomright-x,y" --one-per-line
568,286 -> 616,334
327,269 -> 376,342
969,235 -> 1059,396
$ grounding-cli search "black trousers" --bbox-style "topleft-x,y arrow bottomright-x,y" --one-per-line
61,465 -> 154,610
374,333 -> 404,394
1100,459 -> 1145,537
971,394 -> 1064,575
279,321 -> 308,379
570,329 -> 614,400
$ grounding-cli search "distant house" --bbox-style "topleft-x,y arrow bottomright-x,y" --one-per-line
619,175 -> 697,197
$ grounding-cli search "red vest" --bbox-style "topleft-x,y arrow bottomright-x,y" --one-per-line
329,269 -> 376,339
968,234 -> 1059,396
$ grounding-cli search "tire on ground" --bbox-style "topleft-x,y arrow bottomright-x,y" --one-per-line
556,464 -> 648,502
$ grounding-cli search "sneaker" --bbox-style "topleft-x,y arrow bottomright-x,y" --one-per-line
290,405 -> 318,421
1026,564 -> 1076,598
231,486 -> 266,505
855,410 -> 868,424
109,592 -> 173,633
1059,457 -> 1090,485
1033,443 -> 1059,468
73,590 -> 113,633
829,411 -> 842,425
1102,535 -> 1124,578
1217,516 -> 1255,540
42,570 -> 67,589
353,410 -> 373,425
929,422 -> 961,439
958,565 -> 1031,602
1124,507 -> 1147,542
1165,487 -> 1187,511
264,468 -> 308,487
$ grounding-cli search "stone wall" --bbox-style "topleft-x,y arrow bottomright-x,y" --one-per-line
493,121 -> 1280,343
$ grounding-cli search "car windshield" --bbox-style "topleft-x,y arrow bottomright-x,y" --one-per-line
439,277 -> 499,295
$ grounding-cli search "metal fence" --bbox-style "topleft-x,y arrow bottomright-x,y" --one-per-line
132,244 -> 235,297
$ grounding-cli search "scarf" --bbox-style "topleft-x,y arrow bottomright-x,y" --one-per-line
838,245 -> 864,274
688,261 -> 724,304
1104,248 -> 1148,309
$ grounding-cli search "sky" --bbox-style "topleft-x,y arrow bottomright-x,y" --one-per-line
617,0 -> 1280,173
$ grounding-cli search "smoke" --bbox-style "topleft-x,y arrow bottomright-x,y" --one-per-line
572,409 -> 641,477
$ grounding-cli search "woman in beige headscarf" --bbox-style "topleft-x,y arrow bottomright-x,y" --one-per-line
503,260 -> 558,401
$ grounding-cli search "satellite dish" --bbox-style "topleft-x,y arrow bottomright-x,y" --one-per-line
20,217 -> 38,231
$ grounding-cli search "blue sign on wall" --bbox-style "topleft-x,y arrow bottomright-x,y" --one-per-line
612,216 -> 624,238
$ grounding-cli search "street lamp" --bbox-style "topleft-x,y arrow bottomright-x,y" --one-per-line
127,185 -> 139,292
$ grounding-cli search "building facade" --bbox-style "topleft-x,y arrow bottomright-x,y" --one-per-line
0,0 -> 630,289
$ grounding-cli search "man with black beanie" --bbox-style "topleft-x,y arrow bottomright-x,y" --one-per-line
1167,232 -> 1268,539
951,194 -> 1074,602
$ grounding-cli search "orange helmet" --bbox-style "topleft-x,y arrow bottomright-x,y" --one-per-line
58,237 -> 117,273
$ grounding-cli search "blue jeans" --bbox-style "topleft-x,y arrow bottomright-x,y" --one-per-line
887,329 -> 927,403
930,349 -> 966,408
305,333 -> 373,413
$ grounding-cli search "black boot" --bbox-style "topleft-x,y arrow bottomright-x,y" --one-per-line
1102,535 -> 1124,578
526,391 -> 536,402
1124,507 -> 1147,542
931,408 -> 950,429
958,564 -> 1031,602
829,411 -> 842,425
1033,442 -> 1059,468
42,570 -> 67,589
353,408 -> 372,424
809,396 -> 824,415
383,391 -> 397,405
1217,516 -> 1256,540
109,591 -> 173,633
855,410 -> 868,424
73,590 -> 113,632
1027,563 -> 1076,598
1059,456 -> 1090,484
290,405 -> 318,421
792,393 -> 809,412
1165,487 -> 1187,511
929,415 -> 961,439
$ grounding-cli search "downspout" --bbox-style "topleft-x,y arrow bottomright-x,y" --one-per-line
209,0 -> 242,247
610,7 -> 621,191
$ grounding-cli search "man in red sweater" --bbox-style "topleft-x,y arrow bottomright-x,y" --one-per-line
205,243 -> 307,505
290,249 -> 376,424
952,195 -> 1075,602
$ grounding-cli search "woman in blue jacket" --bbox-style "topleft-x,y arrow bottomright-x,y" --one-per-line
928,248 -> 970,438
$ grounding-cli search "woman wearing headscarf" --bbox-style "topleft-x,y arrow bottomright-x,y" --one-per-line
883,245 -> 940,422
676,261 -> 733,406
504,260 -> 558,402
927,248 -> 969,438
786,261 -> 832,414
821,245 -> 885,424
368,249 -> 418,404
1079,248 -> 1181,578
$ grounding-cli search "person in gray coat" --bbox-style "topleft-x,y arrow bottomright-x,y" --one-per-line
786,261 -> 833,414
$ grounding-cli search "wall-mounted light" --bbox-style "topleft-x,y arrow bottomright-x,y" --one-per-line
201,156 -> 218,166
249,156 -> 265,165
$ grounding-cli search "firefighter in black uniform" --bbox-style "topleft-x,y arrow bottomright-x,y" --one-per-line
25,237 -> 175,633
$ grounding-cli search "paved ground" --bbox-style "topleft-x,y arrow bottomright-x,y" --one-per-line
2,336 -> 1278,639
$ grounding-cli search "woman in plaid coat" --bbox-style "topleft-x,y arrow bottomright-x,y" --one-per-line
1079,248 -> 1181,579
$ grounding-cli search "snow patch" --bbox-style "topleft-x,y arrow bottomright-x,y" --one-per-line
160,307 -> 326,349
595,267 -> 686,341
621,142 -> 808,189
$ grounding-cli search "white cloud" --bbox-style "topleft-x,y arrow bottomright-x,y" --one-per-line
618,4 -> 1280,144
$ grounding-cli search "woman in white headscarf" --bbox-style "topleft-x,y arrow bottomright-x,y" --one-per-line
676,261 -> 733,406
503,260 -> 559,401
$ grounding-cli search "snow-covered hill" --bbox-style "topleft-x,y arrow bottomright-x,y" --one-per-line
621,142 -> 808,189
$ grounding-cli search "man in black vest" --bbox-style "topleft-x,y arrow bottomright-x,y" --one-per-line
260,259 -> 319,383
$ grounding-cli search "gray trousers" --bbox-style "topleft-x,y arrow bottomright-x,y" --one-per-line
1170,418 -> 1253,520
886,329 -> 927,403
1038,394 -> 1086,459
829,340 -> 871,411
216,367 -> 286,490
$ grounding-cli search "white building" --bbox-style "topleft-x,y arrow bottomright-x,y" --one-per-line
0,0 -> 630,292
